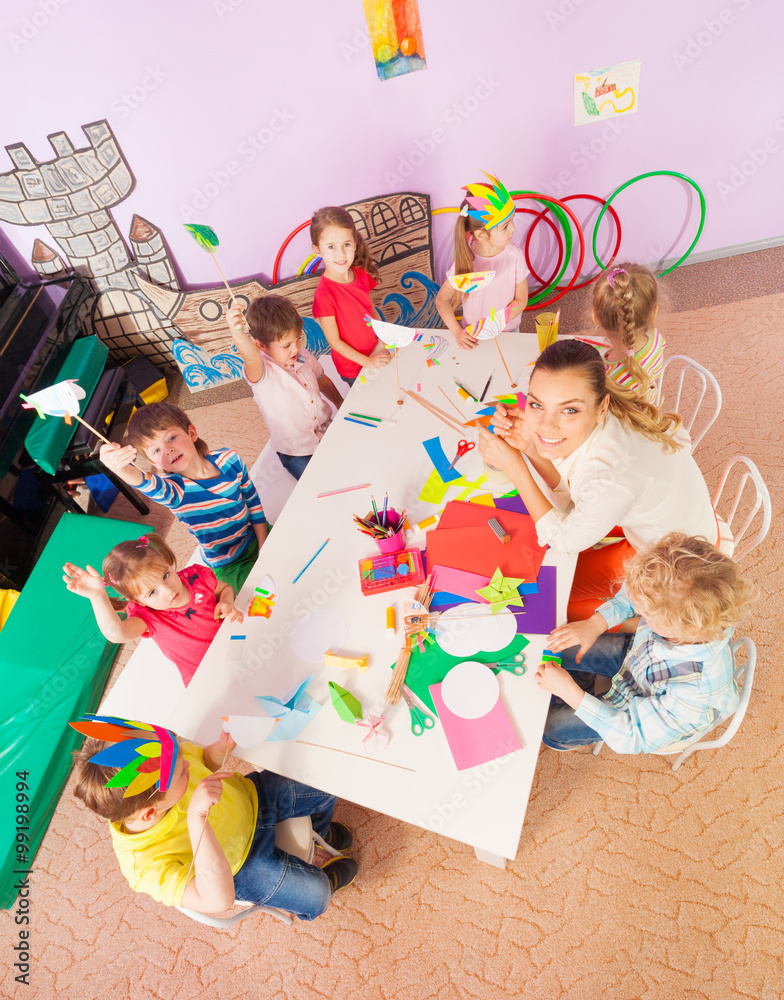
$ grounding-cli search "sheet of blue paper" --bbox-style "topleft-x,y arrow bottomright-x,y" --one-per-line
422,437 -> 463,483
430,590 -> 466,607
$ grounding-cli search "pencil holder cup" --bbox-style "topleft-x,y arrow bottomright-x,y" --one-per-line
368,508 -> 406,554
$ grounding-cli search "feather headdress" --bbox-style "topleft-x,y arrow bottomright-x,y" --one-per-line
70,714 -> 179,797
462,172 -> 515,230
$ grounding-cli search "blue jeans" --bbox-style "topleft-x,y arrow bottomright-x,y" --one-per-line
276,452 -> 312,480
232,771 -> 335,920
542,634 -> 633,750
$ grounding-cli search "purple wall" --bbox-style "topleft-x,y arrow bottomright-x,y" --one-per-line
1,0 -> 781,288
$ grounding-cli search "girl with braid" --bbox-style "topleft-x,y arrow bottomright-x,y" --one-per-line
589,263 -> 665,402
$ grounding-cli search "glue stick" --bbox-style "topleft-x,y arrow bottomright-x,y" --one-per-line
386,606 -> 396,634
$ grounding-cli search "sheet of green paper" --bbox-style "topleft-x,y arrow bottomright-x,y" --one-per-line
391,632 -> 530,714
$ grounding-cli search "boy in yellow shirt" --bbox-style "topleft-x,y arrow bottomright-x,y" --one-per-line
71,716 -> 356,918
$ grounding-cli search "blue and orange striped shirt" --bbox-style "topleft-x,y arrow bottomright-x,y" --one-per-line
136,449 -> 266,568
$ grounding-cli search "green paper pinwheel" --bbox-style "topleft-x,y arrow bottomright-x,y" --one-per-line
476,568 -> 525,614
183,223 -> 220,253
329,682 -> 363,723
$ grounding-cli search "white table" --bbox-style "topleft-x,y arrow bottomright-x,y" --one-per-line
165,332 -> 575,867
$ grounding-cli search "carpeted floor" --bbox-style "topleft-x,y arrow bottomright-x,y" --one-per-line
1,252 -> 782,1000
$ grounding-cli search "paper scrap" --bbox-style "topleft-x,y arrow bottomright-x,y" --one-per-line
422,437 -> 463,483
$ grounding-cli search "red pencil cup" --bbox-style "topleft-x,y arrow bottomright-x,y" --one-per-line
368,508 -> 406,554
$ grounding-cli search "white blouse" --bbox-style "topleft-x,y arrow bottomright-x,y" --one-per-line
534,414 -> 717,554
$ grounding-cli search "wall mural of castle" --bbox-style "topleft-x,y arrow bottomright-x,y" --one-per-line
0,120 -> 441,392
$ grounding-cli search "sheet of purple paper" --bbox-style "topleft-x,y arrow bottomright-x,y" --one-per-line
494,494 -> 529,516
516,565 -> 557,634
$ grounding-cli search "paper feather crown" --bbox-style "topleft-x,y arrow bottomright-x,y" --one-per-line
462,171 -> 515,230
70,714 -> 180,797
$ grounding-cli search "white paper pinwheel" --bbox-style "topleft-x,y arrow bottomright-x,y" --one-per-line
20,379 -> 86,419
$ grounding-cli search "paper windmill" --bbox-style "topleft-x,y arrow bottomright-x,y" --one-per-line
183,223 -> 220,252
448,270 -> 496,294
69,714 -> 179,796
20,379 -> 86,420
254,674 -> 320,741
329,681 -> 363,723
463,172 -> 515,230
356,714 -> 390,752
476,568 -> 526,613
465,304 -> 516,341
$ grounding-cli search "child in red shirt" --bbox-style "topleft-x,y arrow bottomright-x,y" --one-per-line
63,533 -> 243,686
310,206 -> 392,387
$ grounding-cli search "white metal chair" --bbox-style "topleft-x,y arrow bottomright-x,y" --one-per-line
654,354 -> 722,451
176,815 -> 341,928
592,637 -> 757,770
712,455 -> 772,561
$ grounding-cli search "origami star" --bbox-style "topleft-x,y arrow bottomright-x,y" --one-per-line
476,568 -> 526,613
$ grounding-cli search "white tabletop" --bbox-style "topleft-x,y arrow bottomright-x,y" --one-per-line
168,332 -> 576,862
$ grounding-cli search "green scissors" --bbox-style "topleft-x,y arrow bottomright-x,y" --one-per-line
401,686 -> 436,736
488,653 -> 526,676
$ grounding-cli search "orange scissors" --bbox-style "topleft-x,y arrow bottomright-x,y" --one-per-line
447,439 -> 476,469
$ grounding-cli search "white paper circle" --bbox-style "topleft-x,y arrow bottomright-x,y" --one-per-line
435,602 -> 517,657
225,714 -> 277,748
290,609 -> 347,664
441,661 -> 500,719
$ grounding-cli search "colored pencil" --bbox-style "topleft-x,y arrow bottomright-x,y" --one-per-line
317,484 -> 370,498
344,416 -> 377,429
479,372 -> 493,402
292,538 -> 330,583
348,412 -> 396,425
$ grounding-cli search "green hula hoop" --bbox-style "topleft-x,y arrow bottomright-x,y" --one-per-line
511,190 -> 574,305
592,170 -> 706,278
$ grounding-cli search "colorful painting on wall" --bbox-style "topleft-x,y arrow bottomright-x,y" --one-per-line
363,0 -> 426,82
574,60 -> 640,126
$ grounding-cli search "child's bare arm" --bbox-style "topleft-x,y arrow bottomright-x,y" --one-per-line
317,315 -> 390,369
203,729 -> 237,771
318,373 -> 343,410
213,581 -> 244,623
99,442 -> 144,487
509,276 -> 529,318
63,562 -> 147,642
436,280 -> 477,351
181,773 -> 235,913
226,304 -> 264,384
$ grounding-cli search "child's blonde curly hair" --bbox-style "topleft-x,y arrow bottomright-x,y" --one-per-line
625,533 -> 752,642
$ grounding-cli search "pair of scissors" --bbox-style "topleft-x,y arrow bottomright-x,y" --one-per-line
447,439 -> 476,470
401,685 -> 436,735
487,654 -> 526,676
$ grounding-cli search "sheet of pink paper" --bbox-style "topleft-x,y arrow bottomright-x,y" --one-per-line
430,564 -> 491,602
430,683 -> 522,771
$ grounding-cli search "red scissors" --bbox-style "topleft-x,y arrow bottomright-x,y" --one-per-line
447,439 -> 476,469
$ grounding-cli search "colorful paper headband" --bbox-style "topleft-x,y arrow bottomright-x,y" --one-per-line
69,714 -> 179,797
607,266 -> 627,288
462,171 -> 515,230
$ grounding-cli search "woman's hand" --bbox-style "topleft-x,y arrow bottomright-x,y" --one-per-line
477,424 -> 526,475
63,562 -> 107,599
491,404 -> 534,456
546,613 -> 607,663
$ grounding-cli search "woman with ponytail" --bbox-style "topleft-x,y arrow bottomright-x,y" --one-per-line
478,339 -> 717,620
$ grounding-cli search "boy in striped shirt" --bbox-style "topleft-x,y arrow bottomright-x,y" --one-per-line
100,403 -> 267,593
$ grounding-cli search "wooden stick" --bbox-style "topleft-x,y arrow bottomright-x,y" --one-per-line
437,385 -> 467,421
183,742 -> 232,891
403,391 -> 465,434
494,338 -> 517,388
295,741 -> 416,772
384,643 -> 411,705
74,414 -> 144,472
395,349 -> 402,406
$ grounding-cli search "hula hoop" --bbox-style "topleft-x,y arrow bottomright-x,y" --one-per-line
515,206 -> 565,293
592,170 -> 706,277
526,194 -> 622,292
510,192 -> 585,308
272,220 -> 310,284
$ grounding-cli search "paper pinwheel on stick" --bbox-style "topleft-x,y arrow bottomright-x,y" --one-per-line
69,714 -> 179,796
183,223 -> 247,327
448,270 -> 495,295
255,674 -> 321,741
364,315 -> 451,402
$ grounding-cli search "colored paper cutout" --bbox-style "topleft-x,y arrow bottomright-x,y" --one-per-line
463,172 -> 515,231
329,681 -> 363,722
494,494 -> 529,516
448,270 -> 495,294
183,223 -> 220,252
465,304 -> 516,341
324,649 -> 370,672
435,603 -> 518,658
422,436 -> 463,483
254,675 -> 321,741
440,660 -> 500,719
69,714 -> 178,796
20,379 -> 86,419
476,568 -> 526,613
469,493 -> 496,507
430,565 -> 491,602
430,682 -> 521,771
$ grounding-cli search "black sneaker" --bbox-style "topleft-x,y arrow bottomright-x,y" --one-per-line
323,821 -> 353,852
322,856 -> 358,893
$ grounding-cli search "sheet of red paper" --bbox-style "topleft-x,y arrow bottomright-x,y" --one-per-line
426,501 -> 546,581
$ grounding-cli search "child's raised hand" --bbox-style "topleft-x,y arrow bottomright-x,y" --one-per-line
456,330 -> 478,351
214,600 -> 244,624
366,350 -> 392,369
187,773 -> 230,821
226,304 -> 246,335
99,441 -> 137,474
63,562 -> 107,599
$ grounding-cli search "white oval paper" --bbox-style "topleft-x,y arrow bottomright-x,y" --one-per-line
290,609 -> 348,664
441,661 -> 500,719
435,602 -> 517,657
224,714 -> 277,748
